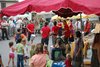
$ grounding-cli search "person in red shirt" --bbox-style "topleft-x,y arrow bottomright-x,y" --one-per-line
65,54 -> 72,67
84,19 -> 91,36
52,21 -> 59,45
63,20 -> 70,44
68,20 -> 74,42
26,20 -> 34,41
40,22 -> 50,45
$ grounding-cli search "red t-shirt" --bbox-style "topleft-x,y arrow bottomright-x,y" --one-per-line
41,26 -> 50,38
52,26 -> 59,36
64,24 -> 70,38
84,22 -> 91,33
26,23 -> 34,33
65,59 -> 72,67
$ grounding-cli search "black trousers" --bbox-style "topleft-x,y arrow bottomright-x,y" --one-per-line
2,28 -> 9,40
41,37 -> 49,45
28,32 -> 31,41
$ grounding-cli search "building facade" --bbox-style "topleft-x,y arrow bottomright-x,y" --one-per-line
0,0 -> 18,10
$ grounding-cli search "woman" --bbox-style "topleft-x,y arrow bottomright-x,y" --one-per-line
91,33 -> 100,67
29,43 -> 48,67
72,31 -> 84,67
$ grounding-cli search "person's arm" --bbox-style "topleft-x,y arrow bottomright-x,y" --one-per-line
29,59 -> 34,67
29,57 -> 34,67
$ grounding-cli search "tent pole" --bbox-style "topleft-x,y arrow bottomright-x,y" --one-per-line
80,13 -> 83,31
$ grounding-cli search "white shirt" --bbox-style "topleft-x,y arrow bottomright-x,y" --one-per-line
1,20 -> 9,29
75,21 -> 81,30
16,19 -> 23,29
9,20 -> 15,27
24,45 -> 28,56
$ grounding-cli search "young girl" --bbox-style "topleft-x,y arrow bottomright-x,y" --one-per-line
7,42 -> 15,67
65,54 -> 72,67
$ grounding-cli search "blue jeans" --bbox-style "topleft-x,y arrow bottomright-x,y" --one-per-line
17,54 -> 24,67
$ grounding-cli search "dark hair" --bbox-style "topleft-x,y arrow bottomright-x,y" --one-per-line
54,21 -> 57,26
43,45 -> 48,50
17,38 -> 22,43
17,28 -> 21,32
44,22 -> 48,26
76,31 -> 82,38
9,42 -> 14,47
55,38 -> 62,46
35,43 -> 43,54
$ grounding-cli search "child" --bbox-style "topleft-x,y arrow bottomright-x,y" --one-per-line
30,44 -> 35,58
65,54 -> 72,67
16,38 -> 24,67
15,29 -> 26,44
23,39 -> 29,65
7,42 -> 15,67
0,54 -> 4,67
15,29 -> 21,44
43,45 -> 49,55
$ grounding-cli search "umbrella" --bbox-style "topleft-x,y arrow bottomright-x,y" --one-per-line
1,0 -> 100,17
52,8 -> 81,18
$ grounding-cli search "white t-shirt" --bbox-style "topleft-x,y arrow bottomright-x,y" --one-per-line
16,19 -> 23,29
75,21 -> 81,30
9,20 -> 15,27
24,45 -> 29,56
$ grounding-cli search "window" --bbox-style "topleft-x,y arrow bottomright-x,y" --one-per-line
1,2 -> 6,9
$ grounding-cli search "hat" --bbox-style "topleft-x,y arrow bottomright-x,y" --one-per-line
93,23 -> 100,33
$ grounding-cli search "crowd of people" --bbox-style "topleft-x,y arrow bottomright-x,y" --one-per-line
0,15 -> 100,67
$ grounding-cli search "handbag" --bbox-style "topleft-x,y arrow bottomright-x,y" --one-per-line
46,54 -> 53,67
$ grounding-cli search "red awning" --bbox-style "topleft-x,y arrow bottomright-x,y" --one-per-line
1,0 -> 100,16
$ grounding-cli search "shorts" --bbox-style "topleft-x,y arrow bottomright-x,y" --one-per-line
9,53 -> 14,59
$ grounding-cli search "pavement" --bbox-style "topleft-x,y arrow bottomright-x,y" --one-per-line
0,34 -> 94,67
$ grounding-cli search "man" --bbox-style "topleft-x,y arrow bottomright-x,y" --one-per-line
26,20 -> 34,41
52,21 -> 59,45
84,19 -> 91,36
41,22 -> 50,45
16,18 -> 23,30
63,20 -> 70,44
1,17 -> 9,40
8,18 -> 15,36
75,19 -> 82,31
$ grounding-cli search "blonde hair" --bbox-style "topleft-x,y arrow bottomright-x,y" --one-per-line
35,43 -> 43,54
